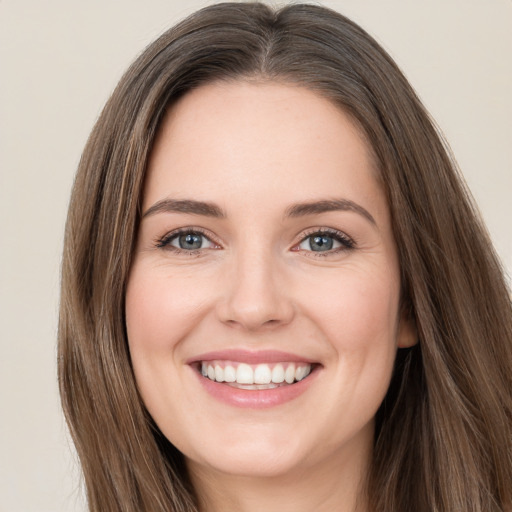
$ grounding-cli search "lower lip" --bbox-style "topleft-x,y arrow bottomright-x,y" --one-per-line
193,367 -> 319,409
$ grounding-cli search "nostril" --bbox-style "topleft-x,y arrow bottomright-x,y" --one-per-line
223,315 -> 288,332
215,270 -> 296,330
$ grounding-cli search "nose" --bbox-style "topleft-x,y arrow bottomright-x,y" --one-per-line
216,247 -> 295,332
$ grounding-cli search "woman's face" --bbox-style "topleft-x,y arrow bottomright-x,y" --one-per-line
126,81 -> 415,479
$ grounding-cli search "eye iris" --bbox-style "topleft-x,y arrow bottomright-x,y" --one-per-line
179,233 -> 202,249
309,235 -> 333,251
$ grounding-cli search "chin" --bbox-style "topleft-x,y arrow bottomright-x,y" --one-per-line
188,444 -> 307,479
171,419 -> 310,479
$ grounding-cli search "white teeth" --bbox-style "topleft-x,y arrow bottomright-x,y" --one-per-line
236,363 -> 254,384
271,364 -> 285,383
284,364 -> 296,384
214,365 -> 224,383
254,364 -> 272,384
228,382 -> 280,390
201,361 -> 313,386
223,365 -> 236,382
296,365 -> 310,381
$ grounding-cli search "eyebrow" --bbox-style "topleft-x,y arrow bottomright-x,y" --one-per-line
142,199 -> 226,219
142,197 -> 375,225
285,199 -> 376,225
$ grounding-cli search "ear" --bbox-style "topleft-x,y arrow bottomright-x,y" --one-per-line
397,307 -> 418,348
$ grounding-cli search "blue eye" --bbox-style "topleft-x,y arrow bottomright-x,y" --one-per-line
157,230 -> 218,251
297,231 -> 354,253
305,235 -> 335,251
172,233 -> 206,250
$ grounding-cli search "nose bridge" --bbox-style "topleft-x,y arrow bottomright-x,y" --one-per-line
217,237 -> 294,331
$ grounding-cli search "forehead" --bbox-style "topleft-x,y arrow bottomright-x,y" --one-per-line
144,81 -> 384,217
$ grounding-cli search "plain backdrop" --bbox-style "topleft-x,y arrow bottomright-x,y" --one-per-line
0,1 -> 510,511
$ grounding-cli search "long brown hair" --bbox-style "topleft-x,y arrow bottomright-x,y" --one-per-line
59,3 -> 512,510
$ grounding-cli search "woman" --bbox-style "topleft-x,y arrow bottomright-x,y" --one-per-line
58,2 -> 512,511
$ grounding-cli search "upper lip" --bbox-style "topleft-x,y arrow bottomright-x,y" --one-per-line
186,349 -> 317,365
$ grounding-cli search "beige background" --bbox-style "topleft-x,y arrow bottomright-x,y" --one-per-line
0,1 -> 510,511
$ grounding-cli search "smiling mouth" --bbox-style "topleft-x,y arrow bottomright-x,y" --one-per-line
198,361 -> 314,390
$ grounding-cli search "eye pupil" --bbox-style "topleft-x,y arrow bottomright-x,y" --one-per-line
310,235 -> 333,251
179,233 -> 202,249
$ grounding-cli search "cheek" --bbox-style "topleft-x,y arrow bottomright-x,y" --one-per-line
124,264 -> 208,437
306,266 -> 401,347
303,266 -> 400,407
125,264 -> 211,353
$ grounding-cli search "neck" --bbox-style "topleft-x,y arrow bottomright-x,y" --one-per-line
187,432 -> 372,512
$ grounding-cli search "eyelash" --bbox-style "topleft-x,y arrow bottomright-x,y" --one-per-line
155,227 -> 220,256
154,227 -> 356,256
292,228 -> 356,257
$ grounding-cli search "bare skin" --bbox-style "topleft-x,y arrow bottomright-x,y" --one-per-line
126,81 -> 416,512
